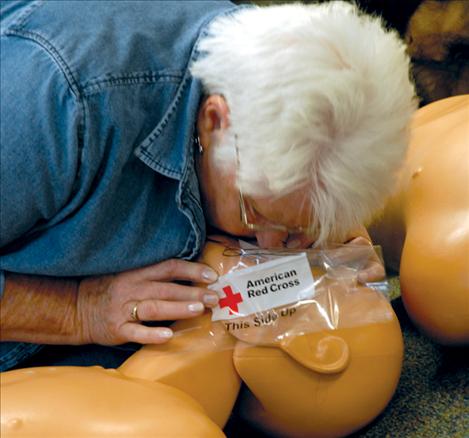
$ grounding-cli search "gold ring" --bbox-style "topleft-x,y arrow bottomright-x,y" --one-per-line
131,303 -> 140,322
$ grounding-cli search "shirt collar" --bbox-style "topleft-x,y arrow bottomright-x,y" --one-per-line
134,5 -> 245,180
134,69 -> 202,180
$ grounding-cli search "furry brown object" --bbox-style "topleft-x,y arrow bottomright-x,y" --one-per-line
406,0 -> 469,104
242,0 -> 469,105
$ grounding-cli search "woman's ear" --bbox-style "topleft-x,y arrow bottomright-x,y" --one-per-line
197,94 -> 230,151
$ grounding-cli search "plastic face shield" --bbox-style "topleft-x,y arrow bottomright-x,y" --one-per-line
172,241 -> 393,372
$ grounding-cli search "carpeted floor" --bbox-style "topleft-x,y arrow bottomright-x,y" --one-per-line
225,277 -> 469,437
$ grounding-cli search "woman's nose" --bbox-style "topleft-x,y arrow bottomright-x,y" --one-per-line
255,230 -> 289,248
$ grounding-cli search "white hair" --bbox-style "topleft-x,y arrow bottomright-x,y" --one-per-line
190,1 -> 417,245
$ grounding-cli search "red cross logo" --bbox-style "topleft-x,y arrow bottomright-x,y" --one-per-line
219,285 -> 243,315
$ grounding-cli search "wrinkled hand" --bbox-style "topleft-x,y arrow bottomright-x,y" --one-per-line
292,235 -> 385,283
77,259 -> 219,346
256,227 -> 385,284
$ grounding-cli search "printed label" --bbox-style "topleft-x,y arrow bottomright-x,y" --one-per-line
209,253 -> 315,321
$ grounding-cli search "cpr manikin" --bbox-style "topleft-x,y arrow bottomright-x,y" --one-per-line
3,96 -> 468,436
1,238 -> 403,438
369,95 -> 469,345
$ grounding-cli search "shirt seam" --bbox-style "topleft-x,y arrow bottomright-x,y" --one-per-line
177,150 -> 205,259
3,28 -> 82,99
136,69 -> 192,157
82,71 -> 183,96
1,0 -> 44,31
137,148 -> 181,179
2,28 -> 87,227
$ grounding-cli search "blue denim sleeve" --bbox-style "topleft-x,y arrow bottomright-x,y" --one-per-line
0,34 -> 81,249
0,271 -> 4,298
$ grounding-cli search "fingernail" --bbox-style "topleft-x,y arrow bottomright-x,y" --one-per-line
287,239 -> 300,248
159,328 -> 173,339
203,294 -> 219,305
202,269 -> 218,282
188,302 -> 204,313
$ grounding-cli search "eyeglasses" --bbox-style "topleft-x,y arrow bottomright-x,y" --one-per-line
235,136 -> 314,235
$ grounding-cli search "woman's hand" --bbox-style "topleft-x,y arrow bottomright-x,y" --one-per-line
256,226 -> 385,283
77,259 -> 219,346
343,236 -> 385,283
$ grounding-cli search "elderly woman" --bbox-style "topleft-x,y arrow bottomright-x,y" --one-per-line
0,0 -> 416,371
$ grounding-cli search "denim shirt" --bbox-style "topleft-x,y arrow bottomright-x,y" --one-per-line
0,0 -> 239,371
